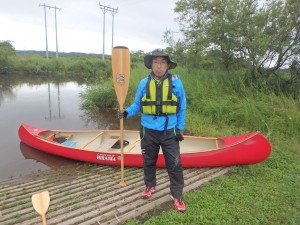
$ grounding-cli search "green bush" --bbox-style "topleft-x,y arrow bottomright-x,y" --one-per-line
0,41 -> 15,74
80,80 -> 117,110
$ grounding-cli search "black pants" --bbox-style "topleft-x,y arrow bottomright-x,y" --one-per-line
140,127 -> 184,198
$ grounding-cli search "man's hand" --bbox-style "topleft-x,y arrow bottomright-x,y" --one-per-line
118,110 -> 128,119
176,129 -> 184,142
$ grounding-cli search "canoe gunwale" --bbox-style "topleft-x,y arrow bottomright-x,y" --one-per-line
34,128 -> 261,154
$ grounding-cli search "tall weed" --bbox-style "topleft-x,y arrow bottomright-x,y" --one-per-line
183,68 -> 300,137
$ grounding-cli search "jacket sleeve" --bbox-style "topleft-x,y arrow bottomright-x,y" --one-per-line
174,75 -> 187,130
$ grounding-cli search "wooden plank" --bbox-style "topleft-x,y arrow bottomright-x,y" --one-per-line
100,168 -> 228,225
215,139 -> 219,149
0,166 -> 227,225
125,137 -> 141,153
97,138 -> 120,152
79,132 -> 104,149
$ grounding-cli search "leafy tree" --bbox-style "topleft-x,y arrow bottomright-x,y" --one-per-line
285,58 -> 300,98
131,50 -> 145,67
0,41 -> 15,73
164,29 -> 189,67
168,0 -> 300,82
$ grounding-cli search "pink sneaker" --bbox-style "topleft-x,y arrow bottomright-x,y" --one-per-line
170,194 -> 186,212
141,186 -> 155,199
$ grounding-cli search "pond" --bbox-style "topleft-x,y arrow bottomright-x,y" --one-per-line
0,74 -> 139,182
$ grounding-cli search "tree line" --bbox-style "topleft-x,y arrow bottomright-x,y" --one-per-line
1,0 -> 299,97
164,0 -> 299,97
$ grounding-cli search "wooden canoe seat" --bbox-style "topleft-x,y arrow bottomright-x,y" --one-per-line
97,138 -> 120,152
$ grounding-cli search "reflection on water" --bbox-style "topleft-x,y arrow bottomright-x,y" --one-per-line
46,82 -> 63,120
0,74 -> 140,182
0,79 -> 16,106
19,142 -> 76,169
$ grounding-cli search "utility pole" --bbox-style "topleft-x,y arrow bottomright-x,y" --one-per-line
99,3 -> 118,60
39,4 -> 49,58
110,7 -> 118,50
39,4 -> 61,58
53,6 -> 61,58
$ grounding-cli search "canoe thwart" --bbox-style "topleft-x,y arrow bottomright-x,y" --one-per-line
125,137 -> 141,153
80,132 -> 104,149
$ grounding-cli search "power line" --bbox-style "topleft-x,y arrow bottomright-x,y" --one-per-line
99,3 -> 118,60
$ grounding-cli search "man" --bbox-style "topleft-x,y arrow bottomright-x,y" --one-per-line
118,48 -> 187,212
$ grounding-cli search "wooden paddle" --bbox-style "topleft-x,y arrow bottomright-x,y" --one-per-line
32,191 -> 50,225
112,46 -> 130,187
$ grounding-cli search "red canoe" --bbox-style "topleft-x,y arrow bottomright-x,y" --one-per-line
18,123 -> 271,168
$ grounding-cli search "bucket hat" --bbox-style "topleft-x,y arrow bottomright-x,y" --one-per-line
144,48 -> 177,69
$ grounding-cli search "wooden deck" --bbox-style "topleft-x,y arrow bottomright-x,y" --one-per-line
0,165 -> 227,225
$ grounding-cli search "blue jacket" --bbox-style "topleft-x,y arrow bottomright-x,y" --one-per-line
126,72 -> 186,131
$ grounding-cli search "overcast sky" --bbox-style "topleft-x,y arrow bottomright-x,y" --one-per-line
0,0 -> 180,54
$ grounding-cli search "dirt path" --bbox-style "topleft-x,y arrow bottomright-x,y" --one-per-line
0,164 -> 227,225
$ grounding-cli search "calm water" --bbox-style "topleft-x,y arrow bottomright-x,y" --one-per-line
0,74 -> 139,182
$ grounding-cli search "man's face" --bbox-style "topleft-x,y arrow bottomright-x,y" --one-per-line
151,57 -> 170,79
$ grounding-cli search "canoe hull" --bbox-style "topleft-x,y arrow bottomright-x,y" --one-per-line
18,124 -> 271,168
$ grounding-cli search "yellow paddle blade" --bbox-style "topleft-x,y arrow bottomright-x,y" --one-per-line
112,46 -> 131,109
32,191 -> 50,215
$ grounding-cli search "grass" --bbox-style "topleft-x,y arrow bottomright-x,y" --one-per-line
119,66 -> 300,224
79,64 -> 299,224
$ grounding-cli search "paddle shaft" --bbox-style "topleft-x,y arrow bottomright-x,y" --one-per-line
41,214 -> 47,225
118,83 -> 125,187
119,94 -> 125,187
119,117 -> 126,187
